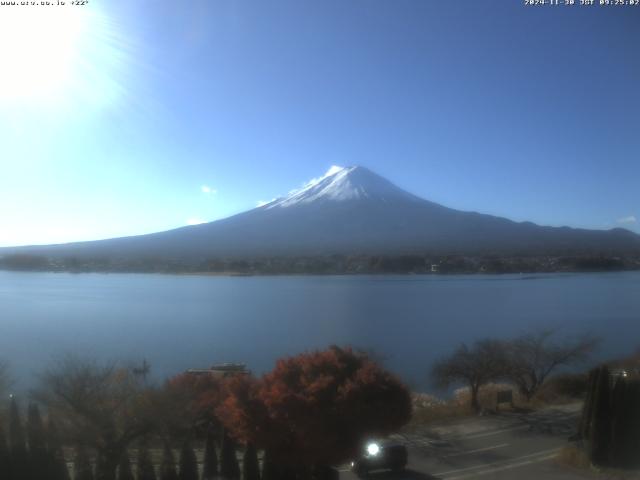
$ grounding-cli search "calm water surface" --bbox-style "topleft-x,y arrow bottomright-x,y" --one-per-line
1,271 -> 639,391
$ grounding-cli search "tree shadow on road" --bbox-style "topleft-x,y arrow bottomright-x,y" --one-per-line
362,469 -> 439,480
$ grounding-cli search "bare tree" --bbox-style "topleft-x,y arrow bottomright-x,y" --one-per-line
34,356 -> 159,480
431,339 -> 508,412
504,330 -> 598,401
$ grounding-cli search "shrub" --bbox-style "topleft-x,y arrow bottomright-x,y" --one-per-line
535,373 -> 588,404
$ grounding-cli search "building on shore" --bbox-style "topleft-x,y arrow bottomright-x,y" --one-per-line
186,362 -> 250,378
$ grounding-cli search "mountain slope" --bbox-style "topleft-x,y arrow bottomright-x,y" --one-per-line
3,166 -> 640,260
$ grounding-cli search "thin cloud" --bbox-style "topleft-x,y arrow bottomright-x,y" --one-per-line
289,165 -> 344,194
260,166 -> 345,206
256,198 -> 276,207
186,218 -> 206,226
201,185 -> 217,194
617,215 -> 637,225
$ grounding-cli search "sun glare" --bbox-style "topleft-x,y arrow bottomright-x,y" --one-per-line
0,7 -> 86,100
0,5 -> 130,109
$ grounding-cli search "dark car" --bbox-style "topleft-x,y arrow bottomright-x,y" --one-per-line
351,440 -> 408,476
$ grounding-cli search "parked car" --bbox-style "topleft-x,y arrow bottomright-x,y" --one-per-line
351,440 -> 408,476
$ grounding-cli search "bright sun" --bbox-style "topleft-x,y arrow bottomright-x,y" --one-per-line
0,5 -> 127,108
0,6 -> 88,101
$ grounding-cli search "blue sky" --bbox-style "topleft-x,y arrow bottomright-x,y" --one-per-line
0,0 -> 638,247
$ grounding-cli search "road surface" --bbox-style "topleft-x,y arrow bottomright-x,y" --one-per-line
340,404 -> 599,480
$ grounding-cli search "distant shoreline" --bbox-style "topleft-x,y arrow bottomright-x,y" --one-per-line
1,253 -> 639,277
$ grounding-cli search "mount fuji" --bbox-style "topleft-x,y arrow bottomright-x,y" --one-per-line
3,166 -> 640,261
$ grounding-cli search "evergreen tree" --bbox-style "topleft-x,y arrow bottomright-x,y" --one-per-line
201,428 -> 218,480
0,421 -> 10,480
261,450 -> 278,480
47,419 -> 71,480
117,451 -> 135,480
219,429 -> 240,480
9,397 -> 29,480
609,376 -> 627,466
137,441 -> 157,480
588,366 -> 612,466
624,381 -> 640,468
579,367 -> 640,468
611,379 -> 640,468
95,453 -> 108,480
178,440 -> 198,480
75,446 -> 95,480
160,443 -> 179,480
578,368 -> 598,440
27,403 -> 47,480
242,444 -> 260,480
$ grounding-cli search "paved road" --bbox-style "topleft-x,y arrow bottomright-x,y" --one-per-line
340,404 -> 597,480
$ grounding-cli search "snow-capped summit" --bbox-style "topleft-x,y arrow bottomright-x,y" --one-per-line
264,165 -> 420,209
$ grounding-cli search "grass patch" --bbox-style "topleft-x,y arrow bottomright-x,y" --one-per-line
556,445 -> 591,470
407,375 -> 591,431
556,446 -> 640,479
407,402 -> 471,429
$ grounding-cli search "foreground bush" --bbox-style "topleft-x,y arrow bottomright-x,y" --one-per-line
534,373 -> 588,404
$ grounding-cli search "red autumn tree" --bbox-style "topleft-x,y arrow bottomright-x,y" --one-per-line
217,346 -> 412,471
216,375 -> 271,447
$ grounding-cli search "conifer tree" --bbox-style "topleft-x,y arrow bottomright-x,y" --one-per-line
117,451 -> 135,480
75,446 -> 95,480
27,403 -> 47,480
160,443 -> 179,480
201,428 -> 218,480
578,368 -> 598,440
219,429 -> 240,480
261,450 -> 278,480
47,419 -> 70,480
178,440 -> 198,480
242,444 -> 260,480
9,398 -> 26,453
588,366 -> 612,466
624,381 -> 640,468
609,376 -> 627,466
95,453 -> 109,480
611,379 -> 640,468
0,421 -> 10,480
9,397 -> 29,480
137,441 -> 157,480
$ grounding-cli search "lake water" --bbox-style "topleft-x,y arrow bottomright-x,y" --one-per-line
1,271 -> 639,392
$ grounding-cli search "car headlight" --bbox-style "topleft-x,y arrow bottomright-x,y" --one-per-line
367,442 -> 380,456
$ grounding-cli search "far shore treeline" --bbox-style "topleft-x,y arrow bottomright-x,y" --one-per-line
1,253 -> 639,275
